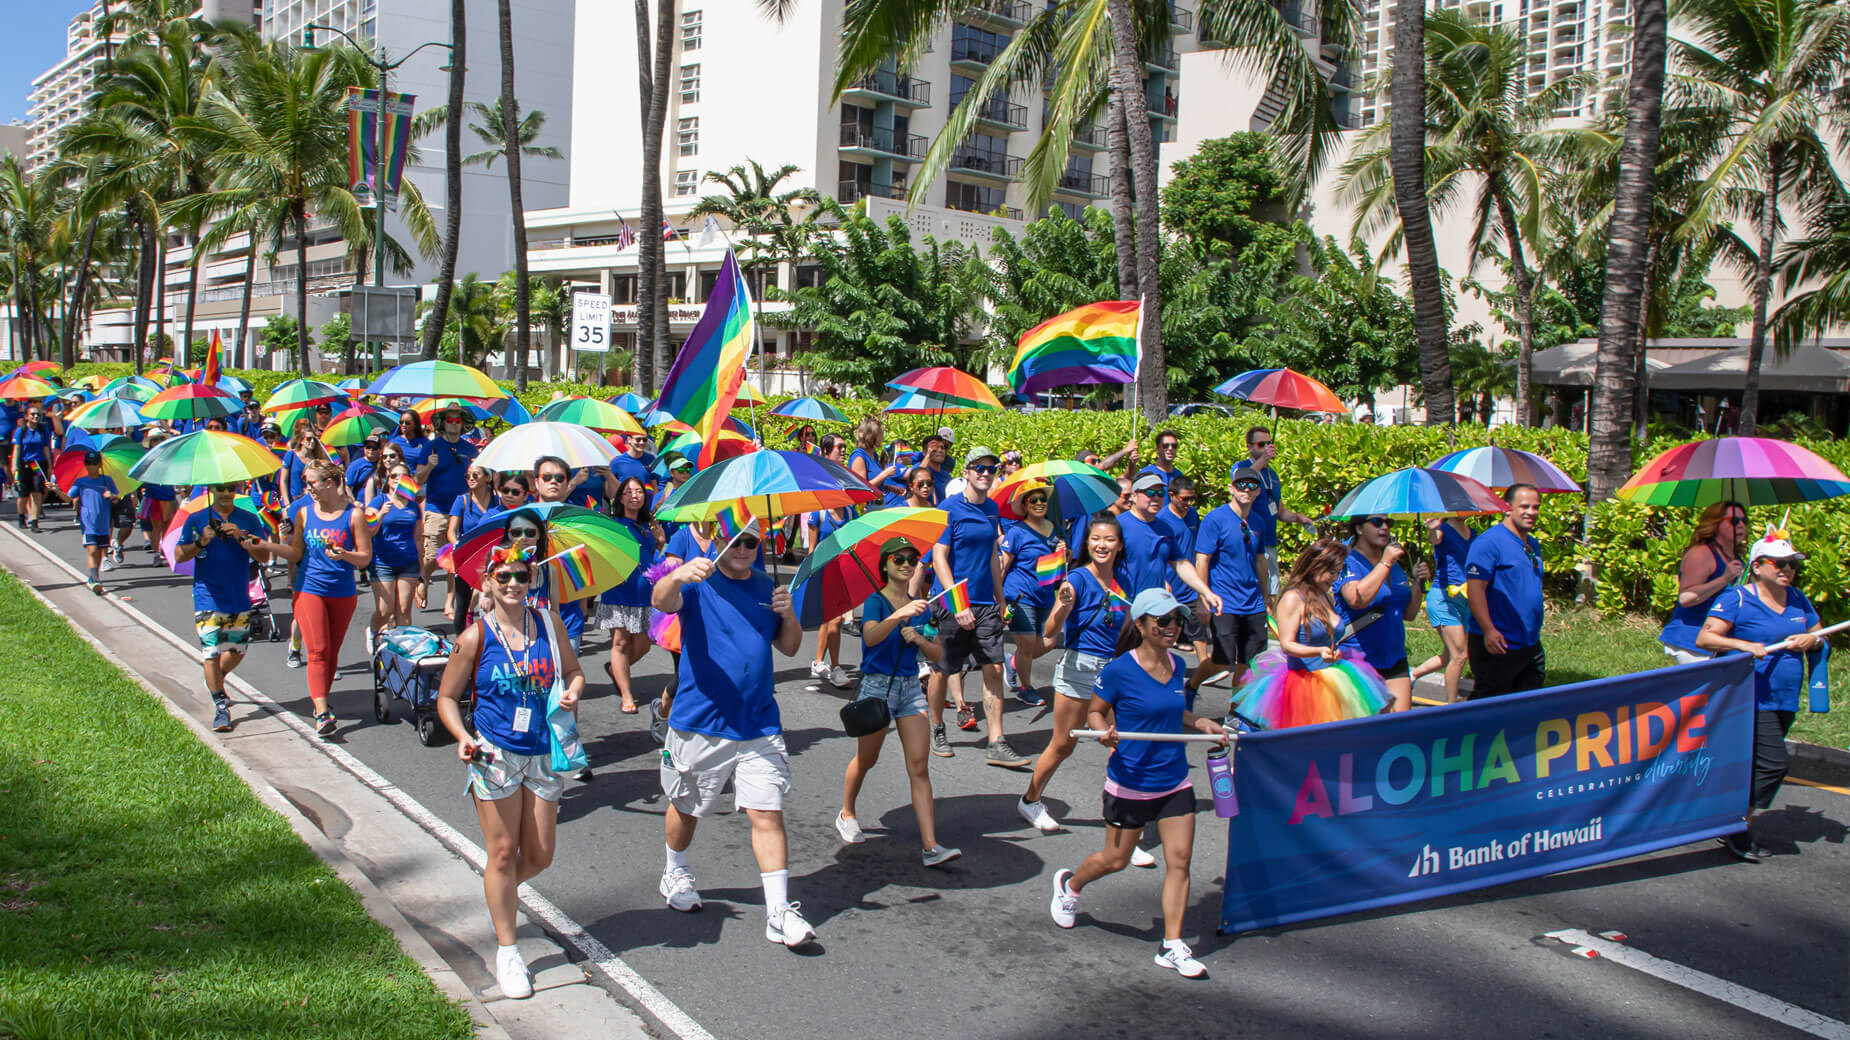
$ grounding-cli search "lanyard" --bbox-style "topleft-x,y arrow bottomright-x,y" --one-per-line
486,610 -> 540,705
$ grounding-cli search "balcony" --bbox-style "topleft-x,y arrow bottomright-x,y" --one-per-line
1170,5 -> 1194,32
843,71 -> 932,108
946,198 -> 1024,221
966,96 -> 1029,130
1072,123 -> 1107,149
1054,172 -> 1110,198
1145,44 -> 1178,72
1280,0 -> 1318,35
1328,63 -> 1356,91
838,180 -> 908,203
961,0 -> 1032,29
949,39 -> 1005,70
948,150 -> 1024,182
839,123 -> 928,160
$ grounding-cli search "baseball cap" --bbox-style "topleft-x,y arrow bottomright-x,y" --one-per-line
362,435 -> 382,448
1129,587 -> 1182,620
964,446 -> 999,467
669,456 -> 693,471
878,536 -> 916,565
937,426 -> 956,444
1131,473 -> 1166,495
82,449 -> 102,464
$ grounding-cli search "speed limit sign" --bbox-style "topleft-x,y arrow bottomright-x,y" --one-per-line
571,292 -> 612,353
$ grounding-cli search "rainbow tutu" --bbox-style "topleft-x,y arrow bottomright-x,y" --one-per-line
1230,648 -> 1390,730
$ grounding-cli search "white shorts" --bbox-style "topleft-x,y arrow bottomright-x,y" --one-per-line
660,729 -> 791,817
465,735 -> 564,803
1052,650 -> 1108,700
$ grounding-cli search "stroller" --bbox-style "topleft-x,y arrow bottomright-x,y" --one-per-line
246,567 -> 280,642
372,626 -> 472,746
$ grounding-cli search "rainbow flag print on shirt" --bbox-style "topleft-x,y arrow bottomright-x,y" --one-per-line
932,579 -> 971,615
1034,551 -> 1066,586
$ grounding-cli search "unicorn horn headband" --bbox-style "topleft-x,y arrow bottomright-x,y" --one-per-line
488,543 -> 536,568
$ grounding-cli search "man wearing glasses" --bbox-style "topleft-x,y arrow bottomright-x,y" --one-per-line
174,482 -> 273,732
532,456 -> 589,650
346,438 -> 384,498
1464,483 -> 1547,698
1136,429 -> 1196,528
1120,474 -> 1220,686
1231,426 -> 1313,604
1195,468 -> 1271,703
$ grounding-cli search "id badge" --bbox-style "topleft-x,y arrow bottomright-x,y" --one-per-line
512,706 -> 533,733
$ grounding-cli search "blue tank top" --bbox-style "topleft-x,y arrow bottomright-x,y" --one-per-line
472,609 -> 555,755
1660,544 -> 1727,652
814,508 -> 848,546
1064,566 -> 1129,658
1291,608 -> 1359,672
299,504 -> 359,598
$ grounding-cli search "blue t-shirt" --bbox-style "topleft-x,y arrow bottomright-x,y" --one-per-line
666,525 -> 720,562
69,475 -> 117,536
1433,521 -> 1473,590
425,437 -> 477,514
344,456 -> 376,496
366,492 -> 421,569
14,421 -> 52,465
1118,510 -> 1185,597
145,483 -> 176,503
1661,545 -> 1726,653
1096,650 -> 1191,793
1195,504 -> 1264,616
847,448 -> 893,504
671,570 -> 782,739
1463,524 -> 1544,647
999,519 -> 1061,608
298,503 -> 359,598
0,402 -> 17,440
599,516 -> 657,607
390,433 -> 434,473
1231,460 -> 1283,548
610,453 -> 654,491
936,494 -> 1003,605
1063,566 -> 1129,658
449,491 -> 494,535
1338,549 -> 1414,669
472,609 -> 556,755
180,506 -> 265,613
1136,464 -> 1199,528
1708,586 -> 1819,711
282,452 -> 309,500
652,484 -> 686,538
1155,508 -> 1198,605
860,590 -> 920,677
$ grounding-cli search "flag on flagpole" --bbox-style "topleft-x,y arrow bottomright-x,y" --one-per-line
615,219 -> 637,250
1007,300 -> 1142,395
202,329 -> 222,388
662,219 -> 680,241
698,215 -> 723,248
541,542 -> 595,592
346,87 -> 417,210
654,250 -> 754,468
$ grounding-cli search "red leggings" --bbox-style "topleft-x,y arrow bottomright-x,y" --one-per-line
294,592 -> 357,703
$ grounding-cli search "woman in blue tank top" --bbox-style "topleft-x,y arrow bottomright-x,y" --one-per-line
274,459 -> 372,735
1411,517 -> 1476,703
438,540 -> 585,1001
1662,501 -> 1747,664
364,461 -> 424,635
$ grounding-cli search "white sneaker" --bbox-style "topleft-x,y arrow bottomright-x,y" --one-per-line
1049,869 -> 1078,928
767,902 -> 816,947
1130,845 -> 1158,868
649,698 -> 671,745
659,867 -> 702,912
1155,940 -> 1207,979
495,944 -> 534,999
809,660 -> 831,683
828,665 -> 851,689
922,844 -> 962,868
1017,798 -> 1060,833
835,812 -> 866,844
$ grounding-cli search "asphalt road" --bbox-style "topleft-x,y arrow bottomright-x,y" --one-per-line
9,507 -> 1848,1040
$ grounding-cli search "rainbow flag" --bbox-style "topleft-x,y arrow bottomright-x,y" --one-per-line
202,329 -> 221,388
655,250 -> 753,467
1007,300 -> 1142,395
434,542 -> 455,573
392,475 -> 420,501
544,542 -> 594,592
347,87 -> 416,210
931,579 -> 971,615
1106,579 -> 1132,607
363,506 -> 387,530
1034,551 -> 1066,586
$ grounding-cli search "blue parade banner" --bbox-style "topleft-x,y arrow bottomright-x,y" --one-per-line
1221,655 -> 1756,934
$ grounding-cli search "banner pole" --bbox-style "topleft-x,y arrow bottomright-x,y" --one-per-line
1070,729 -> 1228,744
1768,617 -> 1850,652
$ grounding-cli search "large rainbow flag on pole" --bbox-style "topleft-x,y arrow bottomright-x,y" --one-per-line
347,87 -> 417,210
1006,299 -> 1142,395
201,329 -> 221,388
656,250 -> 753,468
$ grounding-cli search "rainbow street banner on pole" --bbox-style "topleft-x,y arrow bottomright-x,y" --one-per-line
347,88 -> 417,210
1219,655 -> 1755,934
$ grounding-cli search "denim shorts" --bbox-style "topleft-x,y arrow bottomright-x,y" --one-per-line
1425,584 -> 1468,627
369,558 -> 417,583
1006,597 -> 1045,635
1052,650 -> 1108,700
857,670 -> 927,719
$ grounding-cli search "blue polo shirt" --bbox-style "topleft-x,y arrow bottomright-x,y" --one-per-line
1463,523 -> 1544,648
1195,504 -> 1264,615
1118,510 -> 1186,597
936,493 -> 1002,605
1154,508 -> 1198,605
1095,650 -> 1191,793
1708,586 -> 1819,711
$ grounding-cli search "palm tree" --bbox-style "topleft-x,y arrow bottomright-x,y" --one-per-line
687,160 -> 825,281
423,272 -> 501,366
497,0 -> 533,390
422,0 -> 467,360
634,0 -> 677,392
1387,0 -> 1454,426
1771,195 -> 1850,346
418,98 -> 562,169
1671,0 -> 1850,433
0,159 -> 58,361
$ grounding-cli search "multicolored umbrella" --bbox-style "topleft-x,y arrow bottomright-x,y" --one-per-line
1616,436 -> 1850,507
0,374 -> 59,401
51,435 -> 147,496
320,403 -> 401,448
1213,368 -> 1346,414
790,507 -> 947,627
129,429 -> 284,486
992,459 -> 1120,522
656,449 -> 880,526
451,502 -> 641,599
66,395 -> 149,431
140,383 -> 242,421
102,376 -> 162,402
888,366 -> 996,407
262,378 -> 347,414
72,374 -> 111,392
8,360 -> 61,378
52,387 -> 94,403
337,376 -> 371,396
366,359 -> 504,401
534,396 -> 646,434
770,396 -> 848,423
882,385 -> 1003,415
609,391 -> 651,414
1328,467 -> 1508,520
1428,446 -> 1581,494
657,428 -> 758,470
475,421 -> 621,473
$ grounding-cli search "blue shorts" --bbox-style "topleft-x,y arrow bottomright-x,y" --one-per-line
369,558 -> 418,583
83,533 -> 110,547
856,670 -> 926,720
1006,597 -> 1046,635
1426,584 -> 1468,628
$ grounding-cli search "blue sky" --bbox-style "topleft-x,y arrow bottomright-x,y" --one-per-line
4,2 -> 96,124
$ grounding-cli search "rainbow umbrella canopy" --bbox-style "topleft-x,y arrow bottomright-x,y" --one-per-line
128,429 -> 283,486
475,421 -> 621,473
533,396 -> 646,434
102,376 -> 162,401
0,374 -> 59,401
66,395 -> 149,431
366,359 -> 504,401
888,366 -> 1000,408
1428,446 -> 1581,494
769,396 -> 848,423
1007,300 -> 1142,395
790,507 -> 948,627
1213,367 -> 1346,414
451,503 -> 641,599
141,383 -> 242,421
656,449 -> 880,524
320,403 -> 401,448
1616,436 -> 1850,507
657,428 -> 757,471
992,459 -> 1121,522
1329,467 -> 1508,520
883,384 -> 1003,415
52,434 -> 147,495
263,378 -> 347,414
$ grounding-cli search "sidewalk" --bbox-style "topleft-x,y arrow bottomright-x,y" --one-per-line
0,523 -> 653,1040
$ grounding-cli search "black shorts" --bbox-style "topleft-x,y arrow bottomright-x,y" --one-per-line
1212,611 -> 1271,668
1374,657 -> 1410,681
933,601 -> 1006,673
13,463 -> 47,496
1101,785 -> 1196,830
110,496 -> 137,528
1176,604 -> 1210,647
1467,636 -> 1546,698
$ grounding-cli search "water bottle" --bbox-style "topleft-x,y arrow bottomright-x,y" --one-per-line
1205,747 -> 1238,818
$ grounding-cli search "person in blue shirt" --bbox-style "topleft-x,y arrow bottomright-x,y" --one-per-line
1194,469 -> 1269,702
174,481 -> 273,732
835,537 -> 960,867
1410,516 -> 1477,703
1338,515 -> 1430,712
422,408 -> 479,601
389,410 -> 435,480
929,446 -> 1026,770
1118,472 -> 1219,616
1136,429 -> 1197,526
1464,484 -> 1546,698
11,402 -> 55,531
1154,474 -> 1217,699
598,476 -> 663,714
364,461 -> 425,636
1660,502 -> 1748,664
1696,525 -> 1824,862
651,457 -> 693,539
1047,587 -> 1227,981
997,482 -> 1065,707
67,452 -> 119,592
345,437 -> 383,498
1230,426 -> 1313,603
610,434 -> 657,492
235,398 -> 266,440
446,464 -> 500,628
652,524 -> 814,947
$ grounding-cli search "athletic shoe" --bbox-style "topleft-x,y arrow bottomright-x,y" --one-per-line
101,554 -> 119,573
575,766 -> 595,782
659,867 -> 702,912
1049,869 -> 1078,928
212,696 -> 232,733
1018,686 -> 1045,707
956,705 -> 978,731
835,812 -> 866,845
314,711 -> 337,736
1017,798 -> 1060,833
767,902 -> 816,948
89,581 -> 104,596
495,944 -> 534,999
28,521 -> 39,533
986,739 -> 1031,770
809,660 -> 831,683
828,665 -> 851,689
286,647 -> 304,669
1002,653 -> 1021,693
1130,845 -> 1158,868
1155,940 -> 1207,979
922,844 -> 962,868
1718,834 -> 1767,862
930,723 -> 953,759
649,698 -> 671,745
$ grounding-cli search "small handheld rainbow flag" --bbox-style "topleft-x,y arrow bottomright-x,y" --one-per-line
363,505 -> 387,530
931,579 -> 971,614
1106,579 -> 1132,607
1034,551 -> 1066,586
392,475 -> 420,501
435,542 -> 455,573
541,542 -> 595,592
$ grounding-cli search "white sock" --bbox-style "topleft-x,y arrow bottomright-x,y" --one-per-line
665,844 -> 687,873
1163,938 -> 1188,951
760,869 -> 788,914
498,942 -> 520,961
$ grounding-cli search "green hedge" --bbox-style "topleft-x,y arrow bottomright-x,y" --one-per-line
60,363 -> 1850,626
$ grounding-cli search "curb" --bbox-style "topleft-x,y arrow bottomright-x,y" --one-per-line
1788,740 -> 1850,789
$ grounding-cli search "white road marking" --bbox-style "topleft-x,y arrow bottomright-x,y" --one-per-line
3,530 -> 717,1040
1545,929 -> 1850,1039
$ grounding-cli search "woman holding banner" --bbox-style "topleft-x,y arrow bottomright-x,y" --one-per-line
1696,523 -> 1824,862
1231,538 -> 1389,730
1661,502 -> 1748,664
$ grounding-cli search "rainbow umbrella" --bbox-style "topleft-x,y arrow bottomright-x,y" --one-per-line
337,376 -> 370,396
66,395 -> 150,431
1213,367 -> 1346,414
476,421 -> 621,473
409,396 -> 495,422
657,428 -> 757,471
52,387 -> 94,403
0,374 -> 59,401
9,360 -> 61,378
103,376 -> 162,401
735,381 -> 769,407
320,403 -> 401,448
1428,446 -> 1580,494
262,378 -> 347,414
51,435 -> 147,496
887,366 -> 997,407
73,374 -> 110,392
533,396 -> 646,434
159,489 -> 267,577
1616,436 -> 1850,507
609,391 -> 651,414
1328,467 -> 1507,520
790,507 -> 948,627
129,429 -> 283,485
656,449 -> 880,524
366,359 -> 504,401
770,396 -> 848,423
209,374 -> 252,395
141,383 -> 242,421
883,385 -> 1003,415
451,502 -> 640,598
992,459 -> 1120,522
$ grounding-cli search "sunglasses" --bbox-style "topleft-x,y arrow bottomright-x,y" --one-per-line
1729,516 -> 1747,525
1022,496 -> 1048,507
537,472 -> 569,483
1364,517 -> 1394,528
507,526 -> 542,541
888,554 -> 920,567
490,570 -> 531,586
1766,559 -> 1797,570
211,483 -> 237,492
498,486 -> 526,495
733,536 -> 761,551
1150,611 -> 1185,629
969,465 -> 997,476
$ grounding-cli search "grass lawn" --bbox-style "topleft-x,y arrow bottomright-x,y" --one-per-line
1405,605 -> 1850,752
0,571 -> 474,1040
